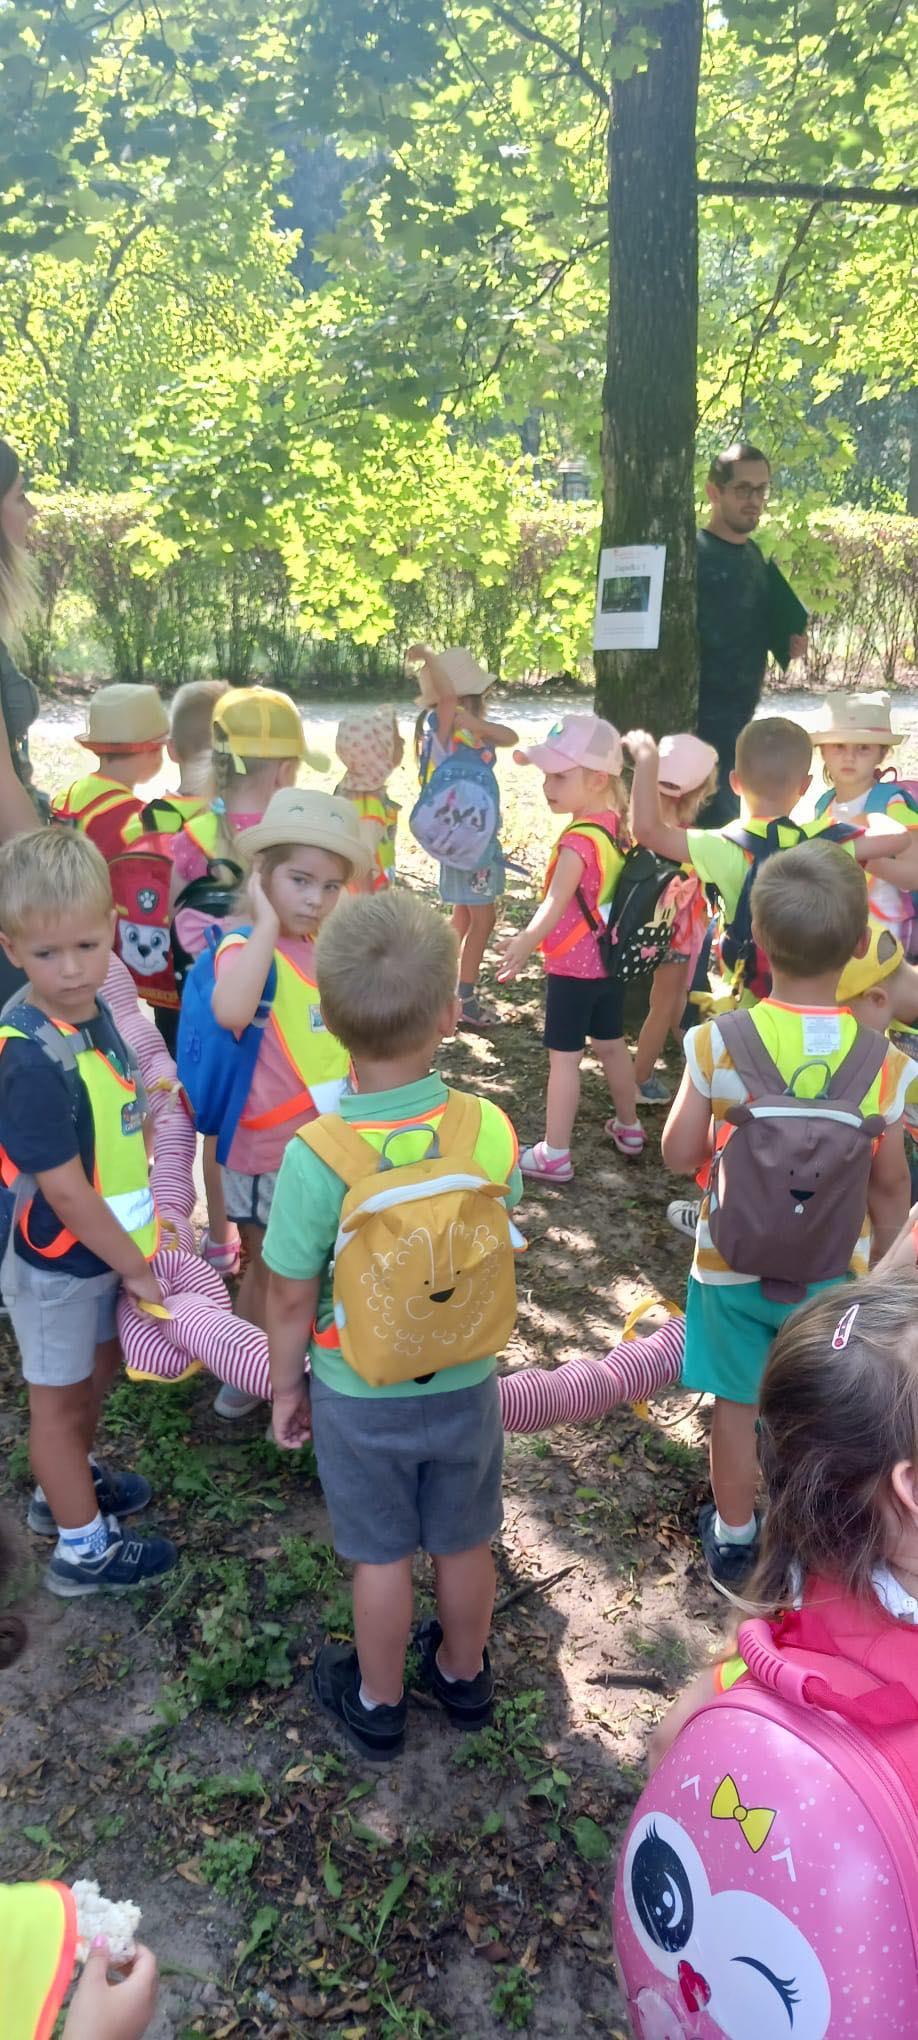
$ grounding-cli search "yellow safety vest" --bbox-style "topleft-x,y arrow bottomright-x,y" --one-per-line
0,1019 -> 158,1262
351,791 -> 398,888
181,807 -> 223,860
0,1881 -> 77,2040
541,815 -> 625,961
216,942 -> 351,1136
51,772 -> 142,839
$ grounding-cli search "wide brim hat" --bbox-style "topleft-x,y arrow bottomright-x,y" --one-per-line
242,788 -> 372,873
212,687 -> 329,771
407,645 -> 495,708
810,691 -> 903,748
76,683 -> 169,754
514,712 -> 623,779
837,924 -> 904,1004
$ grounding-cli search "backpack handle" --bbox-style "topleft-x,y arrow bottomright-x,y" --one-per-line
379,1125 -> 439,1170
738,1616 -> 918,1729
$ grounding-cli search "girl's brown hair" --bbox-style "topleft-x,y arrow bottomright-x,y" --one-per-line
0,440 -> 38,649
749,1275 -> 918,1611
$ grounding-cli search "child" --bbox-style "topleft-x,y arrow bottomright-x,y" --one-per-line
813,690 -> 918,944
264,889 -> 521,1760
166,677 -> 229,810
838,924 -> 918,1194
650,1275 -> 918,1772
498,712 -> 644,1174
0,830 -> 176,1596
661,839 -> 910,1591
334,705 -> 403,892
51,683 -> 169,842
208,787 -> 369,1416
408,644 -> 517,1031
631,732 -> 719,1105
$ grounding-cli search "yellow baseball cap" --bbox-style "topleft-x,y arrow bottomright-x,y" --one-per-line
212,687 -> 328,770
837,924 -> 904,1003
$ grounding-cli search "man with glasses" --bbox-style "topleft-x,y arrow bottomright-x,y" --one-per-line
696,442 -> 808,822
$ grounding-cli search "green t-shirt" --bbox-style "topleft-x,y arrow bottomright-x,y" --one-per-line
686,817 -> 858,924
262,1072 -> 523,1399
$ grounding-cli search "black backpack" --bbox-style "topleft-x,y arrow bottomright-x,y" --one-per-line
719,819 -> 857,1001
577,841 -> 682,983
170,856 -> 245,994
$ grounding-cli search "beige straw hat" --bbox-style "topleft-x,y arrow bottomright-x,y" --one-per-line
406,645 -> 495,709
809,691 -> 903,748
242,788 -> 372,873
76,684 -> 169,753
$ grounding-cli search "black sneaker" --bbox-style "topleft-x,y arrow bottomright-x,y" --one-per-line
27,1463 -> 152,1538
699,1504 -> 759,1596
413,1617 -> 494,1728
312,1644 -> 407,1762
45,1526 -> 178,1598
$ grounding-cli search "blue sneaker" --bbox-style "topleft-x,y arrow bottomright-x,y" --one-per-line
27,1462 -> 152,1538
45,1526 -> 177,1598
637,1073 -> 671,1105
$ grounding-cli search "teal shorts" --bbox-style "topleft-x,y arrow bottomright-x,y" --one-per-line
682,1271 -> 851,1406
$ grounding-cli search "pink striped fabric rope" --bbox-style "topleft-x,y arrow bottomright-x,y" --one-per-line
118,1248 -> 685,1432
103,956 -> 197,1254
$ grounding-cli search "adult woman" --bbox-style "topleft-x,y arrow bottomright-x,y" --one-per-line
0,440 -> 42,844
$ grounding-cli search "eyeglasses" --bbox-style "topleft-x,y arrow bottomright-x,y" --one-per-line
726,482 -> 770,502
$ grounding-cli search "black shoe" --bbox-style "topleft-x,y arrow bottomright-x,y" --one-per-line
699,1504 -> 759,1596
45,1526 -> 178,1598
413,1617 -> 494,1728
312,1645 -> 407,1762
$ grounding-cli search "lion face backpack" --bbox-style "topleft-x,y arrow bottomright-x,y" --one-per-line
613,1580 -> 918,2039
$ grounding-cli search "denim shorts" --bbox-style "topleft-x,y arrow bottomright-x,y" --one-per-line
220,1167 -> 278,1229
309,1370 -> 504,1563
438,847 -> 505,907
1,1245 -> 120,1386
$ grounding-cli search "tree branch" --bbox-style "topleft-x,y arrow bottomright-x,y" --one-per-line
487,0 -> 607,107
698,178 -> 918,207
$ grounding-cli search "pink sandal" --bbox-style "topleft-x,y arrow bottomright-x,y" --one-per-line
201,1227 -> 242,1276
605,1119 -> 646,1158
519,1142 -> 574,1182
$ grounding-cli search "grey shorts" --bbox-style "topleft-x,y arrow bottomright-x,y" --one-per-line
309,1371 -> 505,1564
1,1248 -> 120,1387
220,1167 -> 278,1229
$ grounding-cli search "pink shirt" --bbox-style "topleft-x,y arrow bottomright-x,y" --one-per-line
542,810 -> 623,980
214,931 -> 319,1176
172,810 -> 262,962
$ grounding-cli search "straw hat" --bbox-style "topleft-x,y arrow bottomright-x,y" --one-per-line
76,684 -> 169,754
407,645 -> 495,708
213,687 -> 328,770
514,713 -> 623,779
837,924 -> 904,1004
810,691 -> 903,749
242,788 -> 372,873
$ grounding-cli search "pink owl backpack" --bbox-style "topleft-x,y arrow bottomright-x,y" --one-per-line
613,1580 -> 918,2039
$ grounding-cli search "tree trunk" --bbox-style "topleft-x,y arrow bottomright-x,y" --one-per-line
907,424 -> 918,519
595,0 -> 702,732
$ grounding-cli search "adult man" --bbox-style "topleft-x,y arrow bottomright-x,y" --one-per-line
696,442 -> 807,823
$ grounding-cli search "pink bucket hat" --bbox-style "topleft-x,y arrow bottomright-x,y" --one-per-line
335,706 -> 400,794
514,713 -> 623,779
657,732 -> 719,795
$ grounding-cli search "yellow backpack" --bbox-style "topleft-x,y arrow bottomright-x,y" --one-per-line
299,1092 -> 523,1387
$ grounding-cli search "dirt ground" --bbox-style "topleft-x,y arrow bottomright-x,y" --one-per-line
0,712 -> 732,2039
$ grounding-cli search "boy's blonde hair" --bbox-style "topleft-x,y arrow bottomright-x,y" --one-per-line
734,716 -> 812,806
170,679 -> 228,762
751,839 -> 867,977
0,828 -> 113,938
316,892 -> 458,1057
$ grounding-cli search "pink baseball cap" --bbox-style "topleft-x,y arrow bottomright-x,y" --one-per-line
657,732 -> 719,795
514,713 -> 623,778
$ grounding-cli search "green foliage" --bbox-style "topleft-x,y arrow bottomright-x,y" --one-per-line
199,1833 -> 261,1895
490,1964 -> 540,2030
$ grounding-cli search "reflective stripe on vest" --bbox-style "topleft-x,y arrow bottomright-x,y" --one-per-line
237,948 -> 351,1133
0,1878 -> 77,2040
541,816 -> 624,962
181,808 -> 222,859
50,774 -> 139,836
0,1020 -> 158,1261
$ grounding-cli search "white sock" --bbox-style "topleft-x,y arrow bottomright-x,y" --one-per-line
436,1647 -> 482,1684
713,1511 -> 757,1547
542,1141 -> 570,1161
57,1512 -> 111,1561
359,1680 -> 402,1712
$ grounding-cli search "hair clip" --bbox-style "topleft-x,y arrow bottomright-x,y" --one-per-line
831,1303 -> 859,1351
210,797 -> 226,816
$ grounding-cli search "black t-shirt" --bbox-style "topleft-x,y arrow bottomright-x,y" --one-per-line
696,529 -> 771,737
0,1005 -> 137,1277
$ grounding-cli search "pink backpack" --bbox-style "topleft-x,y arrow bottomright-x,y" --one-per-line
613,1582 -> 918,2038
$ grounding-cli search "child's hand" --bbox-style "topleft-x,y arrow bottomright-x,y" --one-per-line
250,864 -> 281,939
496,930 -> 533,983
623,729 -> 658,759
63,1940 -> 159,2040
872,1203 -> 918,1277
271,1385 -> 312,1450
124,1264 -> 165,1308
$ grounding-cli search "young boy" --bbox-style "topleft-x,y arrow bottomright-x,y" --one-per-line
0,830 -> 176,1595
837,923 -> 918,1193
662,840 -> 910,1592
264,889 -> 521,1760
51,683 -> 169,844
498,713 -> 642,1171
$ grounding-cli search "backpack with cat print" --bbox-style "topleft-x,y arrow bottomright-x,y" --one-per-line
706,1007 -> 887,1304
409,740 -> 501,870
577,842 -> 682,983
299,1091 -> 524,1387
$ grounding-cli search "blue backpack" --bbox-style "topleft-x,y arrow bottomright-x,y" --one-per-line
817,778 -> 918,947
409,735 -> 501,871
176,926 -> 276,1166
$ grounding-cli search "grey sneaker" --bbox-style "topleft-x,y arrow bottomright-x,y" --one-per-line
637,1074 -> 671,1105
46,1525 -> 177,1598
667,1197 -> 700,1239
213,1383 -> 264,1419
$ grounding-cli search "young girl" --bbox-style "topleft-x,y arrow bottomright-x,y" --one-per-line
209,787 -> 370,1414
498,712 -> 644,1175
334,705 -> 403,892
408,644 -> 517,1031
813,690 -> 918,946
650,1273 -> 918,1772
631,732 -> 718,1106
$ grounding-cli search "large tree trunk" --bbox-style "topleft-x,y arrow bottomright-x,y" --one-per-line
595,0 -> 702,732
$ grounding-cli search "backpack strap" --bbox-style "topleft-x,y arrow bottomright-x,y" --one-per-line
825,1026 -> 888,1102
0,1002 -> 84,1118
301,1089 -> 484,1188
715,1008 -> 786,1097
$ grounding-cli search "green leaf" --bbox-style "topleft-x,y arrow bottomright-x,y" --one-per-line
323,1846 -> 343,1898
571,1816 -> 611,1864
234,1904 -> 278,1972
373,1867 -> 410,1946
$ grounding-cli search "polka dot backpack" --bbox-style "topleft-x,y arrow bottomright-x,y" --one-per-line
613,1582 -> 918,2039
